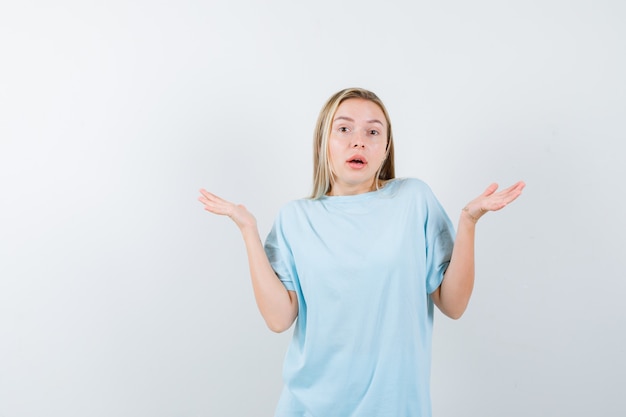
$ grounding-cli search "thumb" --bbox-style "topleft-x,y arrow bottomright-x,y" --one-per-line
482,183 -> 498,197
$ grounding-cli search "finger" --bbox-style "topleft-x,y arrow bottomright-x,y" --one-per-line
199,189 -> 219,201
203,202 -> 232,216
499,182 -> 525,202
199,188 -> 224,200
486,183 -> 525,210
199,188 -> 213,199
199,190 -> 233,207
499,181 -> 525,195
199,195 -> 233,215
502,191 -> 522,205
198,193 -> 218,206
482,183 -> 499,197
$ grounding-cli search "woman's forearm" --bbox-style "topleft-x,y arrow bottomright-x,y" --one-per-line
433,181 -> 525,319
240,226 -> 298,333
435,212 -> 476,319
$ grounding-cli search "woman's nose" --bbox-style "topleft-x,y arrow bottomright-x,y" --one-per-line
351,132 -> 365,147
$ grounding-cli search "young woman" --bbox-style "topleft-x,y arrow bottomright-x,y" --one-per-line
199,88 -> 525,416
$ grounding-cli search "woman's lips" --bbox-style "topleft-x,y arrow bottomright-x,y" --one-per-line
346,155 -> 367,169
347,160 -> 366,169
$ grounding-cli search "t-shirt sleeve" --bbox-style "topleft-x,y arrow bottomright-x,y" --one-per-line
423,189 -> 455,294
264,212 -> 296,292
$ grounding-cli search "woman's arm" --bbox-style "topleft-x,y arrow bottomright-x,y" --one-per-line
198,190 -> 298,332
431,181 -> 525,319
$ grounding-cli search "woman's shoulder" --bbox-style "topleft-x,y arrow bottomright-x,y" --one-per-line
385,178 -> 444,207
274,197 -> 315,219
387,177 -> 433,194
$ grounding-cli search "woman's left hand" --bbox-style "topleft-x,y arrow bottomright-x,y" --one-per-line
462,181 -> 525,223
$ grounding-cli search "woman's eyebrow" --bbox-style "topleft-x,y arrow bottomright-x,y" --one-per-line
333,116 -> 384,126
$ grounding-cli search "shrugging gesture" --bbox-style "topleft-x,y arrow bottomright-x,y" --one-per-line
198,189 -> 257,231
198,189 -> 299,332
461,181 -> 526,224
432,180 -> 525,319
199,87 -> 527,416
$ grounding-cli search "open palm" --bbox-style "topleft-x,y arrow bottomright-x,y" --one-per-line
198,189 -> 257,230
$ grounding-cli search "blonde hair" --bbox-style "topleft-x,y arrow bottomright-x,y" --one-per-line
310,88 -> 395,199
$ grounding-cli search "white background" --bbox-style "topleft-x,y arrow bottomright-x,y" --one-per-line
1,1 -> 625,416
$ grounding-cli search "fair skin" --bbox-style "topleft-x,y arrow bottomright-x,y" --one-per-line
198,98 -> 525,330
432,181 -> 524,319
197,192 -> 298,332
327,99 -> 389,196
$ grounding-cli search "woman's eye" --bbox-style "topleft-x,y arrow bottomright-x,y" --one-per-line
370,130 -> 379,136
339,127 -> 349,132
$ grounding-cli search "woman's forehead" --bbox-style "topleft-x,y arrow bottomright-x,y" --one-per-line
333,99 -> 386,124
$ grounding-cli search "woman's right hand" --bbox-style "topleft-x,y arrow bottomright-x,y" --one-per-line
198,189 -> 298,331
198,189 -> 257,231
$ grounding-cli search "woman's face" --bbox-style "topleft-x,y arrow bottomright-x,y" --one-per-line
327,98 -> 388,196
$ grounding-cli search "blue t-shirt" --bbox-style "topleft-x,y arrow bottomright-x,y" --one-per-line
264,178 -> 455,417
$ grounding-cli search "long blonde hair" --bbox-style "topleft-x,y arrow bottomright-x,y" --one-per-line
310,88 -> 395,199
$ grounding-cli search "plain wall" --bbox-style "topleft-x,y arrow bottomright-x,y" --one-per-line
1,0 -> 625,416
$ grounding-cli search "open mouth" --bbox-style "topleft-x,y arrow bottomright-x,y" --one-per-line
347,156 -> 367,168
